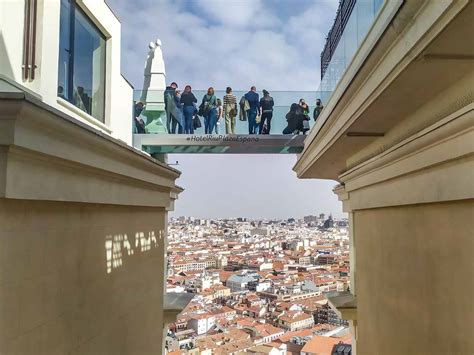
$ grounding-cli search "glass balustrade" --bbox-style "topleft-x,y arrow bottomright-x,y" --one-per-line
319,0 -> 385,94
131,0 -> 385,154
132,90 -> 330,154
132,90 -> 331,136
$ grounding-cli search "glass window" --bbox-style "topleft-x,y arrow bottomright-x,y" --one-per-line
58,0 -> 106,122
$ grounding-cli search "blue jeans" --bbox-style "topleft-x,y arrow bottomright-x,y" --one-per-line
205,108 -> 217,134
183,105 -> 194,134
247,110 -> 257,134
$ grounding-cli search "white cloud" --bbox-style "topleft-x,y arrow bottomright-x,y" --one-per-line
109,0 -> 337,91
195,0 -> 281,29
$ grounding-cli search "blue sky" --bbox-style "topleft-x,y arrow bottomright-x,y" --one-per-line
108,0 -> 345,219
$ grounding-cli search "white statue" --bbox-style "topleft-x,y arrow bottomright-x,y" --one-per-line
139,39 -> 168,134
142,39 -> 166,94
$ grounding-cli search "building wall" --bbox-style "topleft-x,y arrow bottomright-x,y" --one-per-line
355,201 -> 474,355
0,199 -> 168,355
0,0 -> 133,143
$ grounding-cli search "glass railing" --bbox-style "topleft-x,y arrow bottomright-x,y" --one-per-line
132,90 -> 331,136
319,0 -> 385,94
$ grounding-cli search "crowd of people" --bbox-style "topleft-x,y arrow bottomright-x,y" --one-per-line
134,82 -> 324,135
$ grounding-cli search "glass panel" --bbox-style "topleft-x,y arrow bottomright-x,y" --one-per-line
133,90 -> 330,136
57,0 -> 106,122
317,0 -> 385,101
357,0 -> 375,46
344,5 -> 358,64
73,8 -> 106,121
57,0 -> 71,100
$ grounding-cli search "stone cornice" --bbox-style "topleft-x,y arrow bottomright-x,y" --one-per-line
294,0 -> 470,180
0,81 -> 182,208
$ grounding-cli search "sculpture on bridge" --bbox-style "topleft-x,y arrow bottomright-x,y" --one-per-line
138,39 -> 167,134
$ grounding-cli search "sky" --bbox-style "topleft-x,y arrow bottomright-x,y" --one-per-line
108,0 -> 345,219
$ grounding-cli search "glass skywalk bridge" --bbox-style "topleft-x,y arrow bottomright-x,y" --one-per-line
132,0 -> 384,155
132,90 -> 330,154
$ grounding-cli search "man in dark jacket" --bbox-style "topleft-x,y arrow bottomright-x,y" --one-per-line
164,82 -> 178,133
259,89 -> 274,134
313,99 -> 323,121
244,86 -> 260,134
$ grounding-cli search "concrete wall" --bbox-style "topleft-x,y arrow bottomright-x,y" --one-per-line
0,199 -> 168,355
354,201 -> 474,355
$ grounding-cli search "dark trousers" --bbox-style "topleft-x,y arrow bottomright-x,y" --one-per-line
259,111 -> 273,134
171,115 -> 183,134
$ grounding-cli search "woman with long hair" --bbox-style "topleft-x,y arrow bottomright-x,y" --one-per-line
201,87 -> 218,134
180,85 -> 197,134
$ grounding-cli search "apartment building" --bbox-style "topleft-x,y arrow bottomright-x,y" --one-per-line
294,0 -> 474,353
0,0 -> 183,353
276,311 -> 315,332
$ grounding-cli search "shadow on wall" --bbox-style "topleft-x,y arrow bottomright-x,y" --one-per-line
105,230 -> 165,274
0,32 -> 16,80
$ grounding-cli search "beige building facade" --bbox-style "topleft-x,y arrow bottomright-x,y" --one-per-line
0,0 -> 183,354
294,1 -> 473,354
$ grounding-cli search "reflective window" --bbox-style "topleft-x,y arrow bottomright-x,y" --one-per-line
319,0 -> 385,96
58,0 -> 106,122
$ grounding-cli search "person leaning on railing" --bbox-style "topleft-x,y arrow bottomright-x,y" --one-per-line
223,87 -> 238,134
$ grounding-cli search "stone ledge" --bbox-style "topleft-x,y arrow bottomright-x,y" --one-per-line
163,293 -> 195,324
325,291 -> 357,321
0,77 -> 183,207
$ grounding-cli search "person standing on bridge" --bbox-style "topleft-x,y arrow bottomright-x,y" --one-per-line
164,82 -> 178,133
223,87 -> 238,134
313,99 -> 323,121
180,85 -> 197,134
259,89 -> 274,134
245,86 -> 260,134
201,87 -> 218,134
215,98 -> 223,134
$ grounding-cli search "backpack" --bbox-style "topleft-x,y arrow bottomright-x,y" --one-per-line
199,95 -> 214,116
225,95 -> 237,117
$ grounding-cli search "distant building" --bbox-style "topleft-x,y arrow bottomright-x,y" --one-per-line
226,272 -> 260,292
304,215 -> 319,223
276,311 -> 315,331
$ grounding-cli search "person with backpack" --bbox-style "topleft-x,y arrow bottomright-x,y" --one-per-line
223,87 -> 238,134
259,89 -> 274,134
180,85 -> 197,134
200,87 -> 218,134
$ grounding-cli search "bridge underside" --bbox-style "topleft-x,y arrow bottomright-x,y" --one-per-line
133,134 -> 306,154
